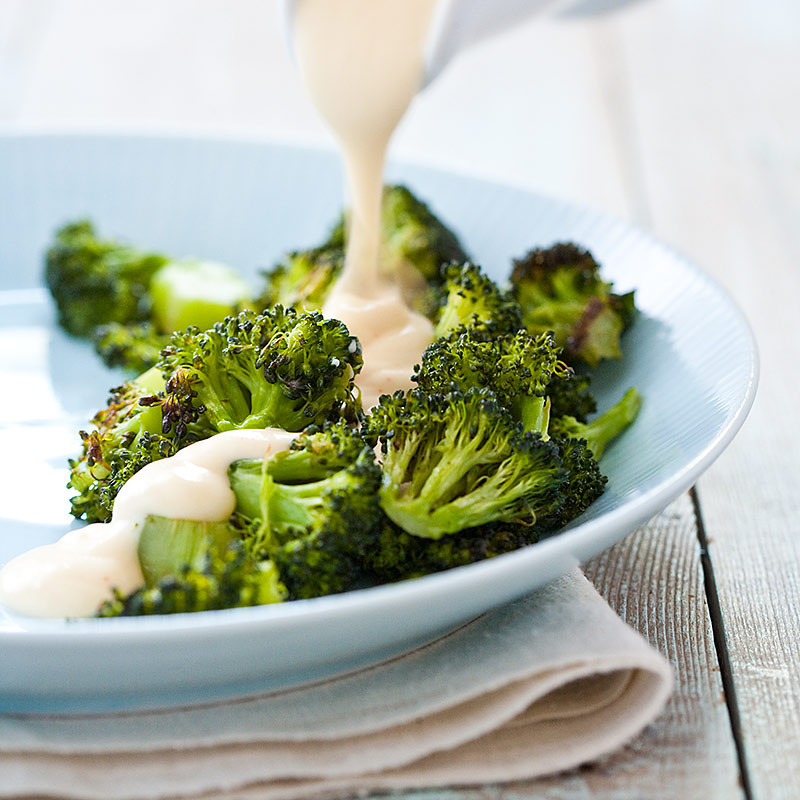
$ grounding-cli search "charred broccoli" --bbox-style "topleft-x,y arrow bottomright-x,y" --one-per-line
510,242 -> 636,366
434,261 -> 522,339
413,327 -> 568,434
228,424 -> 383,599
369,388 -> 566,539
45,220 -> 253,371
68,308 -> 363,522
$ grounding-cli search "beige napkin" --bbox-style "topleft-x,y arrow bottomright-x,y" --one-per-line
0,569 -> 672,800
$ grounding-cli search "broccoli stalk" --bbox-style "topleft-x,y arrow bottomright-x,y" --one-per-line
550,387 -> 642,459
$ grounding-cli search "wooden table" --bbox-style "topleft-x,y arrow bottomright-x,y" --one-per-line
2,1 -> 797,797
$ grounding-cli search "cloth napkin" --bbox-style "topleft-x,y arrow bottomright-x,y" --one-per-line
0,569 -> 672,800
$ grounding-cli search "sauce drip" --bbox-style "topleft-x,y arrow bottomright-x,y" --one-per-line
0,429 -> 294,618
293,0 -> 438,408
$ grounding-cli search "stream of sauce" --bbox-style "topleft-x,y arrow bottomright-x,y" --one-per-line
0,0 -> 439,617
294,0 -> 438,409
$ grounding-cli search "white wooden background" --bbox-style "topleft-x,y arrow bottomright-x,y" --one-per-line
1,0 -> 798,797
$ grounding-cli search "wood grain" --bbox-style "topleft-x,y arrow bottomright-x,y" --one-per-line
608,1 -> 800,796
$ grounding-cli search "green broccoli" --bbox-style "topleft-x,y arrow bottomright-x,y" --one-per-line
228,424 -> 383,600
365,520 -> 541,582
550,387 -> 643,460
45,220 -> 253,371
546,369 -> 597,422
369,388 -> 566,540
413,327 -> 568,434
68,308 -> 363,522
434,262 -> 522,339
97,540 -> 286,617
45,220 -> 167,338
510,242 -> 636,366
259,185 -> 468,316
156,306 -> 363,433
67,369 -> 179,522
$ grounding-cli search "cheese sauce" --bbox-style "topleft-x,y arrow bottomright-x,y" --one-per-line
294,0 -> 438,408
0,429 -> 294,618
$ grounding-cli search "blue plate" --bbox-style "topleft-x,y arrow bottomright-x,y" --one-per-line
0,133 -> 757,713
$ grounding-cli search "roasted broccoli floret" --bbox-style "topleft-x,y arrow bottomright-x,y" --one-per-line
369,388 -> 566,539
413,327 -> 568,434
510,242 -> 636,366
156,307 -> 363,433
45,220 -> 167,338
45,220 -> 253,371
365,520 -> 541,582
227,424 -> 384,600
259,185 -> 468,316
97,541 -> 285,617
550,387 -> 642,460
434,262 -> 522,339
93,321 -> 171,375
67,368 -> 180,522
547,369 -> 597,423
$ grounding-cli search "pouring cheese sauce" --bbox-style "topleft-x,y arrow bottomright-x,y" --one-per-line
294,0 -> 438,409
0,0 -> 439,617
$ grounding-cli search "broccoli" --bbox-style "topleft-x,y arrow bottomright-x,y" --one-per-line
227,424 -> 383,599
45,220 -> 253,371
45,220 -> 167,338
546,369 -> 597,423
93,321 -> 171,375
156,306 -> 363,433
510,242 -> 636,366
259,185 -> 468,316
369,388 -> 566,540
68,308 -> 363,522
434,261 -> 522,339
550,387 -> 643,460
67,369 -> 180,522
413,327 -> 568,434
365,520 -> 541,582
97,540 -> 286,617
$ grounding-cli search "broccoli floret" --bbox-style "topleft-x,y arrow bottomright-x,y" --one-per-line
547,369 -> 597,423
366,520 -> 541,582
45,220 -> 167,338
227,425 -> 384,599
259,185 -> 468,316
93,321 -> 170,374
413,327 -> 568,434
550,387 -> 642,459
156,307 -> 363,433
44,220 -> 254,372
369,388 -> 566,540
67,371 -> 180,522
434,262 -> 522,339
97,541 -> 286,617
510,242 -> 636,366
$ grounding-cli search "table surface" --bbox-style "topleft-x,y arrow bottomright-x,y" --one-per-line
1,1 -> 798,798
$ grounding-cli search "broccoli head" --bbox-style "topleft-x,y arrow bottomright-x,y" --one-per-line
413,327 -> 569,434
156,306 -> 363,433
546,369 -> 597,423
93,321 -> 171,374
227,424 -> 384,599
369,388 -> 566,539
510,242 -> 636,366
45,220 -> 167,338
434,262 -> 522,339
97,540 -> 286,617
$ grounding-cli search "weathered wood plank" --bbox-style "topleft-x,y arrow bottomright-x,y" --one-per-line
611,0 -> 800,796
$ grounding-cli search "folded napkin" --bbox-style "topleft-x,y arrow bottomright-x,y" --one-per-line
0,569 -> 672,800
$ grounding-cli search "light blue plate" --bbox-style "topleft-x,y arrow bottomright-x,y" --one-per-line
0,133 -> 757,714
